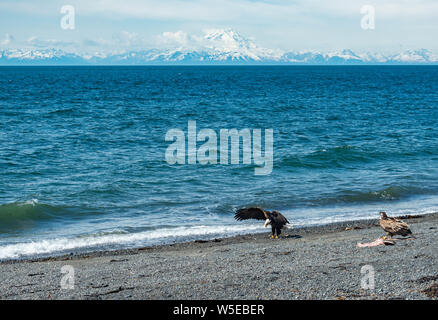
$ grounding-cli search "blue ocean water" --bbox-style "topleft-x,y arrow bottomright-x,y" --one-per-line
1,66 -> 438,259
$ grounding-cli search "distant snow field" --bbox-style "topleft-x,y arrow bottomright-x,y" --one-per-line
1,29 -> 437,65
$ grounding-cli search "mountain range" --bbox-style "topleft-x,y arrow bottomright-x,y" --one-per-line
1,29 -> 437,65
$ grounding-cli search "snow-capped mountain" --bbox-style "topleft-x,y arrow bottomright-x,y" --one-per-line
280,49 -> 438,64
1,30 -> 437,65
200,29 -> 282,62
388,49 -> 438,63
0,48 -> 86,64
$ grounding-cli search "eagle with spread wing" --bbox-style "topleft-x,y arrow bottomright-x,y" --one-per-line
379,211 -> 414,239
235,207 -> 291,239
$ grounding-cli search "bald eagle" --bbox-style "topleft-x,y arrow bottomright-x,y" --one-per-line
379,211 -> 414,239
235,207 -> 291,239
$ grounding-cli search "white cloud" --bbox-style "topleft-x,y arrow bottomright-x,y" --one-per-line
2,0 -> 436,22
27,36 -> 76,48
57,0 -> 438,21
112,31 -> 139,46
82,38 -> 111,47
157,30 -> 204,49
1,33 -> 14,45
161,31 -> 189,46
0,0 -> 437,52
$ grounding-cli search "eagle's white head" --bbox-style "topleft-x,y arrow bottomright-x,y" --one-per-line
264,219 -> 271,228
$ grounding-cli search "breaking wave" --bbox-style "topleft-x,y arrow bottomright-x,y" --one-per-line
0,200 -> 98,232
0,224 -> 265,260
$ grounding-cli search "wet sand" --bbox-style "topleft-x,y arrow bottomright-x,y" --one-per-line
1,214 -> 437,300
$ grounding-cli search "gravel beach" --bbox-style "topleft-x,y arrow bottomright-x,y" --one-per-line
1,214 -> 437,300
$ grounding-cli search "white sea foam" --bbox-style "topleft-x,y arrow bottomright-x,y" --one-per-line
0,224 -> 264,260
19,199 -> 39,206
2,196 -> 438,260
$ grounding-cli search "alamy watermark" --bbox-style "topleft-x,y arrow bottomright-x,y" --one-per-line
360,265 -> 375,290
60,265 -> 75,290
361,5 -> 375,30
60,5 -> 75,30
165,121 -> 273,175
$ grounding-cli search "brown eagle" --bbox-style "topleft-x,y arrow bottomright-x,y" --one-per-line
379,211 -> 414,239
235,207 -> 291,239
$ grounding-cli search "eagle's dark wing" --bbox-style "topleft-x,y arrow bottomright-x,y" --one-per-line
272,211 -> 290,227
235,207 -> 268,221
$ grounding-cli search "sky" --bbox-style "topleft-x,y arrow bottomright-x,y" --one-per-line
0,0 -> 437,53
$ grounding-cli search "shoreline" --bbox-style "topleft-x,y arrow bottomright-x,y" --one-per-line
0,213 -> 434,265
1,213 -> 424,264
1,213 -> 437,299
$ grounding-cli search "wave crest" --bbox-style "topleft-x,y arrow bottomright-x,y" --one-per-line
279,145 -> 371,169
310,186 -> 430,206
0,200 -> 97,232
